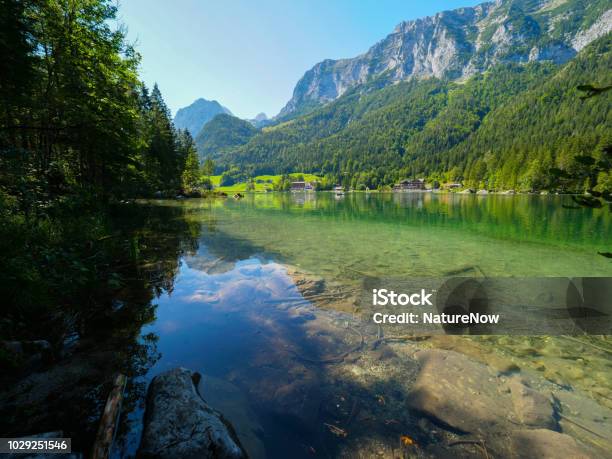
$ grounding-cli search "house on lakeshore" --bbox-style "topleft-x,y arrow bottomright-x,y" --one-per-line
290,181 -> 315,192
393,178 -> 426,191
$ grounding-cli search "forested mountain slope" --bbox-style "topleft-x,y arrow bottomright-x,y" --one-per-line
212,34 -> 611,191
195,114 -> 258,161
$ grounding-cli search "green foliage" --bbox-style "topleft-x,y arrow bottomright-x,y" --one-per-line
273,175 -> 292,191
202,158 -> 215,176
0,0 -> 200,357
180,130 -> 201,193
452,36 -> 611,190
132,84 -> 189,195
550,130 -> 611,207
195,114 -> 257,161
218,166 -> 251,187
0,0 -> 194,201
200,176 -> 213,191
314,175 -> 338,191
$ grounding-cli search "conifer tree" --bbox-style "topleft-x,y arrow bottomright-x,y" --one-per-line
179,130 -> 200,192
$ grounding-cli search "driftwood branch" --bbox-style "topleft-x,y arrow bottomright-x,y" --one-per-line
92,373 -> 127,459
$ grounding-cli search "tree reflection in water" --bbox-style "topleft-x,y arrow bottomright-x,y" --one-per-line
0,202 -> 206,455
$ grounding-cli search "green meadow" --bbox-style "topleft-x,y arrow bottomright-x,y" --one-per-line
209,173 -> 320,192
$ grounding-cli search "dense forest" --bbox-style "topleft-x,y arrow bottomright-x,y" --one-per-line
0,0 -> 204,363
212,34 -> 611,191
195,114 -> 257,161
0,0 -> 202,198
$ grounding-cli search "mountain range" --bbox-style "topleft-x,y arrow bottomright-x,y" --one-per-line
279,0 -> 612,118
180,0 -> 612,191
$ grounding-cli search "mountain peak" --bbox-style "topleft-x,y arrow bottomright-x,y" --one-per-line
247,112 -> 270,128
174,98 -> 233,136
277,0 -> 612,118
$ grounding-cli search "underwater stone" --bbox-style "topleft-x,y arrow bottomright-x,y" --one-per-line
507,378 -> 556,429
407,349 -> 513,433
510,429 -> 592,459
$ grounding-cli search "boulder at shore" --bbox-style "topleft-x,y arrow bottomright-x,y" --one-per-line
138,368 -> 246,459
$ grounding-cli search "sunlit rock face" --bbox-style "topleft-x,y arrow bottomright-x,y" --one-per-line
278,0 -> 612,118
572,8 -> 612,51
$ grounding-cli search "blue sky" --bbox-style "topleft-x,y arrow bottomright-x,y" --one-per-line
118,0 -> 482,119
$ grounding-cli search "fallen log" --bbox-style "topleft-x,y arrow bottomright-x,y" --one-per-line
92,373 -> 127,459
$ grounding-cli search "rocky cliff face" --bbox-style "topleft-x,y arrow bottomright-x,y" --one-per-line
278,0 -> 612,118
174,98 -> 232,136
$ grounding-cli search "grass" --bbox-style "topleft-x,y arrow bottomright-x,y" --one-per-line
208,173 -> 320,193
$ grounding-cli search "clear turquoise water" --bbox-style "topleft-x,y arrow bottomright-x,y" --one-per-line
172,192 -> 611,279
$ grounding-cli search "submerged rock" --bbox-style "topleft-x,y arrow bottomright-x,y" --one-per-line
407,349 -> 597,457
408,349 -> 512,433
554,389 -> 612,454
284,265 -> 326,297
408,349 -> 559,433
507,377 -> 556,429
511,429 -> 591,459
197,375 -> 265,459
138,368 -> 246,459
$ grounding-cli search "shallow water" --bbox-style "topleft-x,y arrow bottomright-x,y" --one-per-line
110,192 -> 611,458
174,192 -> 611,278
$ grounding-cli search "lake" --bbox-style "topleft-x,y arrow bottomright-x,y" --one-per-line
163,191 -> 611,279
105,192 -> 611,458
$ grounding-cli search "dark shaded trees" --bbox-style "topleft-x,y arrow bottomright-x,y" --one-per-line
0,0 -> 199,368
0,0 -> 190,200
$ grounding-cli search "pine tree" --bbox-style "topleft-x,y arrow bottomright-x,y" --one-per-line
179,130 -> 200,193
202,158 -> 215,177
142,83 -> 179,191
